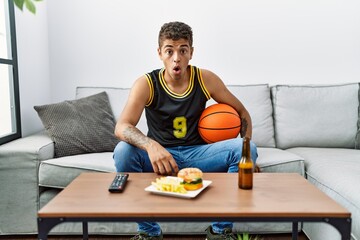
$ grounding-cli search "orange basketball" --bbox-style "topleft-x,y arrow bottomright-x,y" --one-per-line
198,103 -> 241,143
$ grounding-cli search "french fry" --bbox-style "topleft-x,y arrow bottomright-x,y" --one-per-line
151,177 -> 187,194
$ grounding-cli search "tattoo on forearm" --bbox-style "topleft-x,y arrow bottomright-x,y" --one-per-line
122,126 -> 150,149
240,117 -> 248,137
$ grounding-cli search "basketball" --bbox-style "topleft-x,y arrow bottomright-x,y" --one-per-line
198,103 -> 241,143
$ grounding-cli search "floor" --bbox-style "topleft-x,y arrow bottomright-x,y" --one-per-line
0,233 -> 309,240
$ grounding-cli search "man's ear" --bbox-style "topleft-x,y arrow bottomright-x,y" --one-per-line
157,48 -> 162,59
190,47 -> 194,60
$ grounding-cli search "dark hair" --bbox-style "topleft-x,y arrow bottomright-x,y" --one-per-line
158,21 -> 193,47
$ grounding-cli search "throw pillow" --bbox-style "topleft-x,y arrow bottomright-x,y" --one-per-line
34,91 -> 119,158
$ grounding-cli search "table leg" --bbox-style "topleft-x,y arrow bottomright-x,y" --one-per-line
37,218 -> 63,240
292,222 -> 298,240
82,221 -> 89,240
325,217 -> 352,240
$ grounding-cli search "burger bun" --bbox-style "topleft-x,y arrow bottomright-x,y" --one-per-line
177,168 -> 203,191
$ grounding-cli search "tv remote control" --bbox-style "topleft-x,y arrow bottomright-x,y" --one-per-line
109,173 -> 129,193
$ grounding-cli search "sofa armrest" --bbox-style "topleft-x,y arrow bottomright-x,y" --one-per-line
0,131 -> 54,234
0,131 -> 54,161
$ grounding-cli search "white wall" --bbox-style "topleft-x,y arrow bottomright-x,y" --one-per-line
17,0 -> 360,135
15,1 -> 50,136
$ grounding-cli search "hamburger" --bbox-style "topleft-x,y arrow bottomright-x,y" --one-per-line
177,167 -> 203,191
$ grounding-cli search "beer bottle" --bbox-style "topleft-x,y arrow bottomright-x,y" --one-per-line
238,137 -> 254,189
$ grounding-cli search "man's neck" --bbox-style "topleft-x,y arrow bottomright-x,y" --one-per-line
163,66 -> 191,94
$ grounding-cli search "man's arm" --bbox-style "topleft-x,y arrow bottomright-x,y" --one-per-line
114,76 -> 179,175
114,76 -> 150,148
201,69 -> 253,139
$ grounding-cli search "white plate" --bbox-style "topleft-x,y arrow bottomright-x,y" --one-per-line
144,177 -> 212,199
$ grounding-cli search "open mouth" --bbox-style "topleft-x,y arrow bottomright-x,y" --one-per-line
173,66 -> 181,74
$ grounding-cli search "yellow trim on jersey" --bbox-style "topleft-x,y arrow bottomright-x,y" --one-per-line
197,68 -> 211,100
145,74 -> 154,106
159,66 -> 195,99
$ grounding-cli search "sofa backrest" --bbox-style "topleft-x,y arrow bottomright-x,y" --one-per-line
76,84 -> 276,148
76,83 -> 360,149
76,87 -> 148,134
206,84 -> 275,147
271,83 -> 359,149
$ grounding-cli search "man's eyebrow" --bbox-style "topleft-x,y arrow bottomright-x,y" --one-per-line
163,44 -> 190,49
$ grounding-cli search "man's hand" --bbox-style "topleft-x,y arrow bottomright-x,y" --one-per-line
117,124 -> 178,175
147,140 -> 179,175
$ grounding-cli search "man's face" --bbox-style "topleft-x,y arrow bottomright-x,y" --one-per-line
158,38 -> 193,81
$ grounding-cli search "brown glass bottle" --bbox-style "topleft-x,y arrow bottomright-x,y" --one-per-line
238,137 -> 254,189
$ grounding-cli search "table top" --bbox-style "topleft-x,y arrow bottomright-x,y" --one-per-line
38,172 -> 350,219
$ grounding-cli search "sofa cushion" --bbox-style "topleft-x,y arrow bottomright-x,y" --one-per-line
287,147 -> 360,240
39,147 -> 305,188
207,84 -> 275,147
39,152 -> 115,188
34,92 -> 119,158
77,85 -> 275,147
76,86 -> 148,134
256,147 -> 305,176
272,83 -> 359,149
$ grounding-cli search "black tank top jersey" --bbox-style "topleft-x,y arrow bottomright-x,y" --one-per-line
145,65 -> 211,147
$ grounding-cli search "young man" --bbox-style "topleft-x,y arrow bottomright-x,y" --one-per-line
113,21 -> 258,240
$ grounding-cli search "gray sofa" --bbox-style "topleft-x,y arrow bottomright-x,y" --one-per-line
0,83 -> 359,240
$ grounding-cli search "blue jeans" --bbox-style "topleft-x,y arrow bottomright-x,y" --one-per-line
113,138 -> 258,236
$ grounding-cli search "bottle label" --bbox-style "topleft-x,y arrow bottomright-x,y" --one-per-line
239,162 -> 253,169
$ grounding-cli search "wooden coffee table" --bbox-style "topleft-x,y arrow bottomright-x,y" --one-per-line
37,173 -> 351,240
